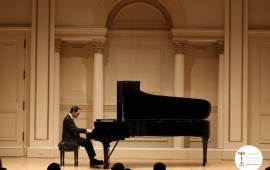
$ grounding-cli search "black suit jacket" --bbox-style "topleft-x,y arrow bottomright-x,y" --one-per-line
61,114 -> 87,144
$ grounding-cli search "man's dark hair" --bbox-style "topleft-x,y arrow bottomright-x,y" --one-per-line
111,162 -> 125,170
153,162 -> 166,170
70,106 -> 80,113
265,167 -> 270,170
47,162 -> 61,170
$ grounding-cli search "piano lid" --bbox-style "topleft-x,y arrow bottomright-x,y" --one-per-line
117,81 -> 211,121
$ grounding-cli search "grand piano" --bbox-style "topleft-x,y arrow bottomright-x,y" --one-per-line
87,81 -> 211,169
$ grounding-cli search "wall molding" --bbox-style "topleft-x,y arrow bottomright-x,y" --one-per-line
0,27 -> 31,33
25,147 -> 270,160
249,30 -> 270,37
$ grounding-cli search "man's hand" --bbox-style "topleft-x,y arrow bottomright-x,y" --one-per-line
86,129 -> 93,133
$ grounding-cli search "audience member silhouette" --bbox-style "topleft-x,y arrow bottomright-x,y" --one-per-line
0,157 -> 7,170
111,162 -> 125,170
47,162 -> 61,170
153,162 -> 166,170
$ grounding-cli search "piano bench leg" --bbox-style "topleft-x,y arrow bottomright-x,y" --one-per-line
74,150 -> 78,167
201,137 -> 209,166
202,158 -> 207,166
60,150 -> 65,166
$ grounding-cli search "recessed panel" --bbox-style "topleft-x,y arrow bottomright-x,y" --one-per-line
0,112 -> 16,140
260,115 -> 270,143
260,44 -> 270,104
0,41 -> 18,102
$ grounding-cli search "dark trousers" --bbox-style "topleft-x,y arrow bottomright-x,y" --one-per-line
77,138 -> 96,160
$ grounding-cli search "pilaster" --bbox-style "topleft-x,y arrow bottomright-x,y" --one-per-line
223,0 -> 248,149
173,41 -> 187,148
217,41 -> 224,149
92,40 -> 105,120
28,0 -> 57,157
54,39 -> 62,147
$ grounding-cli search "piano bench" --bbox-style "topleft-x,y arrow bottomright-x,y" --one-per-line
58,143 -> 80,167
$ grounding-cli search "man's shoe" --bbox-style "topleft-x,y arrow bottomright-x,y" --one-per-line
90,159 -> 103,167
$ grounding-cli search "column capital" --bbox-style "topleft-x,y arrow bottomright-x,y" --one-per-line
217,41 -> 224,54
55,39 -> 62,53
92,40 -> 106,53
173,41 -> 187,54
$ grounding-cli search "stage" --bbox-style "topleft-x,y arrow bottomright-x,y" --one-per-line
1,157 -> 270,170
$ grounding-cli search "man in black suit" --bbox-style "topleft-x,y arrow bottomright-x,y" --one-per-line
61,106 -> 103,167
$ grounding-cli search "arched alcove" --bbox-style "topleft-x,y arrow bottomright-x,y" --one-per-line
105,0 -> 173,30
92,0 -> 186,29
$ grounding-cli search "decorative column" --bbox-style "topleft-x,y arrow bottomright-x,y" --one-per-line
54,39 -> 62,147
217,41 -> 224,149
92,40 -> 105,121
173,41 -> 187,148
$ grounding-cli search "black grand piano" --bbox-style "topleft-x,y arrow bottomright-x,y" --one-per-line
87,81 -> 211,169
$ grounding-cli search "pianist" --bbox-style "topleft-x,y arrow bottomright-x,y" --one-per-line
61,106 -> 103,167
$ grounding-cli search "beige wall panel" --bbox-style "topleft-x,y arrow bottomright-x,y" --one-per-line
0,34 -> 24,156
249,37 -> 270,149
258,43 -> 270,144
260,43 -> 270,106
0,45 -> 17,102
249,0 -> 270,29
185,43 -> 218,105
0,0 -> 31,26
60,43 -> 94,104
104,34 -> 175,106
55,0 -> 100,27
178,0 -> 224,29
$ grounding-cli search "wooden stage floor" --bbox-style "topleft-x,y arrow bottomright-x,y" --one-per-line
1,157 -> 270,170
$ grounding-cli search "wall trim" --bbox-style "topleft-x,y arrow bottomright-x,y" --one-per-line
0,27 -> 31,33
248,30 -> 270,37
25,147 -> 270,160
55,27 -> 107,41
172,29 -> 224,42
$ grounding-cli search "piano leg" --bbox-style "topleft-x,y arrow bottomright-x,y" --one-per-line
101,140 -> 111,169
95,139 -> 121,169
202,137 -> 209,166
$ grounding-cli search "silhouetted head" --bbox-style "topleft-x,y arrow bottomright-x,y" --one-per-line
111,162 -> 125,170
70,106 -> 81,118
47,162 -> 61,170
153,162 -> 166,170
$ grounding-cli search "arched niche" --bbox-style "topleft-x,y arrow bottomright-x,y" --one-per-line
92,0 -> 186,29
106,1 -> 172,30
